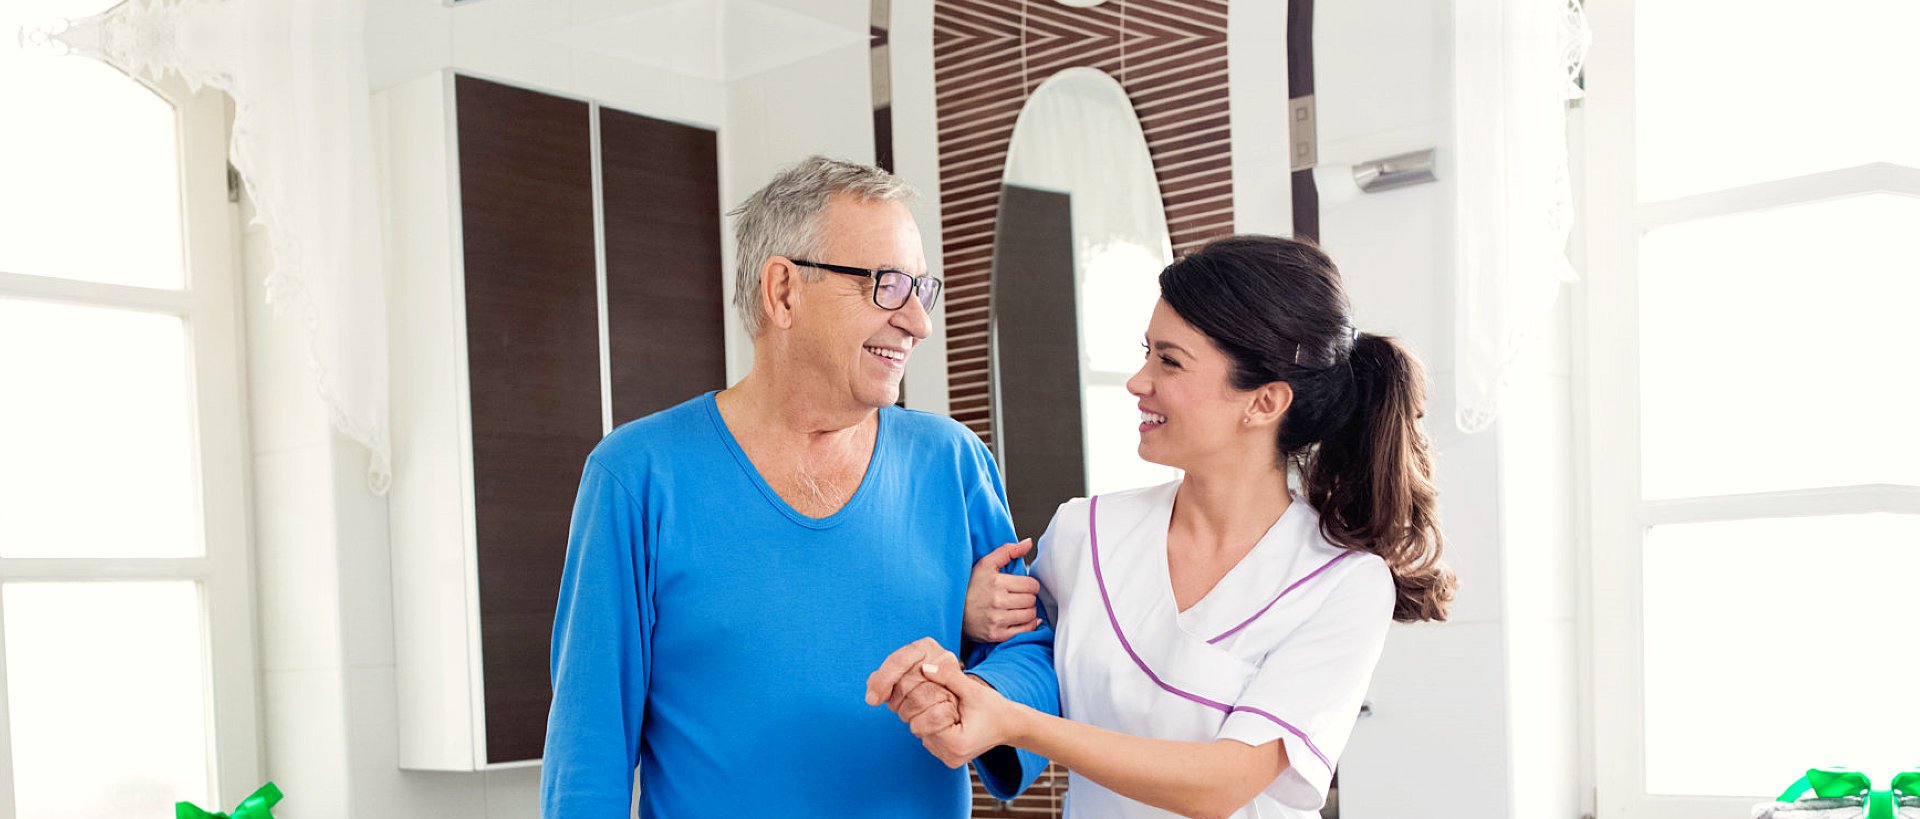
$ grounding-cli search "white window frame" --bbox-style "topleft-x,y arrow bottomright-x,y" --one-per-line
1579,2 -> 1920,817
0,74 -> 260,815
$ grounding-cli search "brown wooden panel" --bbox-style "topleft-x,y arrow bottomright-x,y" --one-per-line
990,185 -> 1086,541
1290,0 -> 1320,241
598,107 -> 728,423
454,74 -> 602,764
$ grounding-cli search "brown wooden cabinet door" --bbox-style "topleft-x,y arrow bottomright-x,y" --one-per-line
600,108 -> 727,425
456,74 -> 604,764
452,75 -> 727,765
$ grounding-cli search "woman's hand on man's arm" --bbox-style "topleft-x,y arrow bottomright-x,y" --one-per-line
963,539 -> 1043,643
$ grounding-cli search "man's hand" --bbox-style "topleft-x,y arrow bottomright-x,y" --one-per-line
866,637 -> 963,736
962,539 -> 1042,643
915,658 -> 1021,768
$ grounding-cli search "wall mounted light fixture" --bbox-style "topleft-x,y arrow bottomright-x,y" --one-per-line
1309,147 -> 1440,210
1353,148 -> 1438,193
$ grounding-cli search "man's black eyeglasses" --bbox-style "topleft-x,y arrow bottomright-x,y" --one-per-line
788,258 -> 943,312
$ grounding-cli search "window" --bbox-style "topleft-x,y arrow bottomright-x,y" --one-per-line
1077,240 -> 1179,496
0,3 -> 259,816
1581,1 -> 1920,816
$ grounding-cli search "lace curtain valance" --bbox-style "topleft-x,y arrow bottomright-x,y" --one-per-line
1452,0 -> 1592,433
52,0 -> 392,491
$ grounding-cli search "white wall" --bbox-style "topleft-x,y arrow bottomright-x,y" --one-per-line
1308,2 -> 1583,818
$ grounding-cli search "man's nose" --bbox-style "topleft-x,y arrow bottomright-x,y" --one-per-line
892,291 -> 933,340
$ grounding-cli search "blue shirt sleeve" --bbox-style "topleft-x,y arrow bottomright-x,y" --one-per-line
541,458 -> 652,818
953,435 -> 1061,800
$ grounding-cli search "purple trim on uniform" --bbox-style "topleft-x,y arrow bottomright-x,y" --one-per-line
1206,551 -> 1355,645
1087,495 -> 1335,773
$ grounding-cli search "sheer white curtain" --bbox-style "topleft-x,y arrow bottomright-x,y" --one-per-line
54,0 -> 391,491
1451,0 -> 1590,433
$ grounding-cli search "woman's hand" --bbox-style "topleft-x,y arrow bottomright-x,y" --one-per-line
913,658 -> 1027,768
962,539 -> 1042,643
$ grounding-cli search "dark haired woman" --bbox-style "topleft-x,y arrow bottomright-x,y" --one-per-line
919,235 -> 1455,819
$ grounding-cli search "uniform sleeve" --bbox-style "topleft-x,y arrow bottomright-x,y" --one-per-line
1028,499 -> 1084,627
540,458 -> 653,818
1216,556 -> 1395,812
952,434 -> 1061,800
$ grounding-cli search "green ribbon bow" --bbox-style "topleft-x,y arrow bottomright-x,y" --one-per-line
1779,768 -> 1920,819
175,782 -> 282,819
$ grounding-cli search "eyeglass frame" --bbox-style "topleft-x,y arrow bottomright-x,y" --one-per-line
786,257 -> 943,312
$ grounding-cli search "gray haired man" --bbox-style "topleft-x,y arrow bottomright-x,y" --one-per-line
540,156 -> 1058,818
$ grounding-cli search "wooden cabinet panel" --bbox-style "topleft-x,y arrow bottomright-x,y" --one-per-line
990,184 -> 1087,540
599,108 -> 728,423
455,75 -> 604,764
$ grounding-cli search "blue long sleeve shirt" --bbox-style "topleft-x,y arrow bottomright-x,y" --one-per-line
540,392 -> 1058,818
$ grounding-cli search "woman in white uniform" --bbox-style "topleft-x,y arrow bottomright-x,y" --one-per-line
874,235 -> 1456,818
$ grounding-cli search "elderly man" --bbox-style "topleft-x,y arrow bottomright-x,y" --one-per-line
540,156 -> 1058,817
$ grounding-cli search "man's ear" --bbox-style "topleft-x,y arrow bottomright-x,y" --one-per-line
762,256 -> 798,331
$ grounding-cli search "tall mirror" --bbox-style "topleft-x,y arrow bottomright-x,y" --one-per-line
990,67 -> 1179,538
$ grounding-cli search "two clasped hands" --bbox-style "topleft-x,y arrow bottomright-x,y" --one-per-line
864,538 -> 1043,768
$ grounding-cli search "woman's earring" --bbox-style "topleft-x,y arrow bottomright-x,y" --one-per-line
1242,417 -> 1250,424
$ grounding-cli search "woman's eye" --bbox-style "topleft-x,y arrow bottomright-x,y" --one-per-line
1160,356 -> 1179,368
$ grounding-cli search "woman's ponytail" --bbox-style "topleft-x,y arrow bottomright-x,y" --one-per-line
1301,333 -> 1455,622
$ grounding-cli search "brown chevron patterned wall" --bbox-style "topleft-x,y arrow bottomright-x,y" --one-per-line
933,2 -> 1233,814
934,0 -> 1234,447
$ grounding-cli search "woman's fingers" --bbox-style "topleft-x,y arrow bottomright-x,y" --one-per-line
973,539 -> 1028,574
985,598 -> 1039,641
993,606 -> 1038,627
997,574 -> 1040,596
993,590 -> 1038,610
988,617 -> 1042,642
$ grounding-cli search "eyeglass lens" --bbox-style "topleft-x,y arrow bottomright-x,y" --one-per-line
874,271 -> 940,311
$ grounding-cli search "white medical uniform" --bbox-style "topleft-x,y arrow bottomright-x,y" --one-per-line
1030,480 -> 1395,819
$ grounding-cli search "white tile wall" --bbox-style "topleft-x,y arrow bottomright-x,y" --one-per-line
1315,0 -> 1449,144
484,765 -> 545,816
450,0 -> 574,91
1228,0 -> 1293,237
1340,621 -> 1514,819
1427,414 -> 1509,627
365,0 -> 452,92
891,0 -> 951,415
251,444 -> 345,674
570,49 -> 725,129
261,668 -> 352,819
333,433 -> 399,672
343,665 -> 492,816
1321,178 -> 1448,361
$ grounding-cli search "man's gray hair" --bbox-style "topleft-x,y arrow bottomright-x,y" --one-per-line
729,156 -> 916,337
